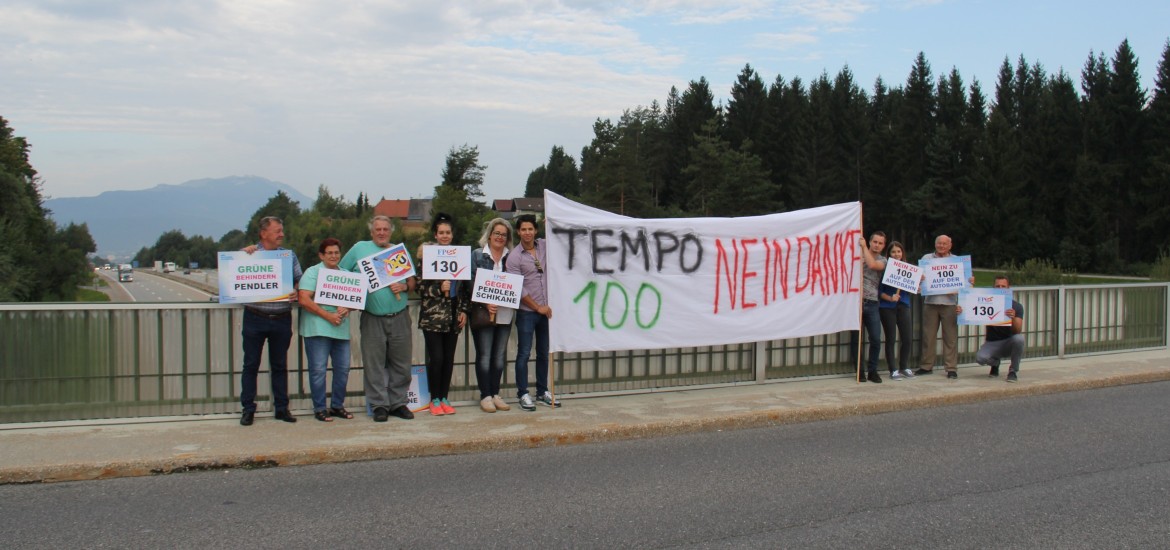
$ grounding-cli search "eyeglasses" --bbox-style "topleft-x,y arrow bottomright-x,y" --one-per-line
491,231 -> 508,238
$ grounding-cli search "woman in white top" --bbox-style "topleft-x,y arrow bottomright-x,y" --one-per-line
469,218 -> 515,413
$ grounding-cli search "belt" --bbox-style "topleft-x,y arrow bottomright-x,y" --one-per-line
368,309 -> 406,318
244,307 -> 291,319
864,299 -> 878,304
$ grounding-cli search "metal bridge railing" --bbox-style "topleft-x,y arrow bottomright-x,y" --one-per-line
1,283 -> 1165,423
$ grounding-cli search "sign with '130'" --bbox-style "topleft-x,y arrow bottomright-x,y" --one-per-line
420,245 -> 471,280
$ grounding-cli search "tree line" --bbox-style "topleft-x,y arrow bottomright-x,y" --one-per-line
49,37 -> 1170,299
133,145 -> 496,270
530,39 -> 1170,275
0,116 -> 97,301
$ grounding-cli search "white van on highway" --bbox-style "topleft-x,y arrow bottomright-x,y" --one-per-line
163,262 -> 177,273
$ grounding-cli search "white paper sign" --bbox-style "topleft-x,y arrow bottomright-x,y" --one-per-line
421,245 -> 472,280
357,243 -> 415,293
216,250 -> 293,304
471,269 -> 523,308
313,268 -> 367,309
919,255 -> 973,296
959,288 -> 1013,325
881,258 -> 923,294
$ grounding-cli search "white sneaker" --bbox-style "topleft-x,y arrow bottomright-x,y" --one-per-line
890,371 -> 903,380
519,394 -> 536,411
537,391 -> 562,408
901,369 -> 915,379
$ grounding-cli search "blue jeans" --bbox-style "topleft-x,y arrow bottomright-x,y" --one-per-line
862,300 -> 882,375
473,323 -> 512,399
240,310 -> 292,413
514,309 -> 549,398
303,336 -> 351,412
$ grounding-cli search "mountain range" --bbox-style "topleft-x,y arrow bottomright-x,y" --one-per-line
46,176 -> 314,259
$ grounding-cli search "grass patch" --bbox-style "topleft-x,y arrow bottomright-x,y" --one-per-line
973,268 -> 1143,286
74,288 -> 111,302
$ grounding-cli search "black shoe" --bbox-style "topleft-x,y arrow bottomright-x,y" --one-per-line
988,365 -> 1000,378
867,372 -> 882,383
946,371 -> 958,379
373,406 -> 389,422
389,405 -> 415,420
240,411 -> 255,426
328,407 -> 354,419
914,368 -> 933,375
1006,372 -> 1018,383
274,410 -> 297,423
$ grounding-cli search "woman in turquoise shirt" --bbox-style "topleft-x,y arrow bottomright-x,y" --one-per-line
298,238 -> 354,421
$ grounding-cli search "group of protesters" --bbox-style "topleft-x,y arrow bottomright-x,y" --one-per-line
236,213 -> 1027,426
858,232 -> 1026,386
237,212 -> 560,426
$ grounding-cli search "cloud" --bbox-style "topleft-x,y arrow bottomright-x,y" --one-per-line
753,29 -> 821,49
782,0 -> 873,25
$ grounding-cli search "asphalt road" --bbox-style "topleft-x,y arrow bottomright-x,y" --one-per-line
96,268 -> 213,302
3,382 -> 1168,549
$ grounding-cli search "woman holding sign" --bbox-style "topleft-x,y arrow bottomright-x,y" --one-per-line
470,218 -> 515,413
297,238 -> 353,422
879,241 -> 914,380
417,213 -> 470,416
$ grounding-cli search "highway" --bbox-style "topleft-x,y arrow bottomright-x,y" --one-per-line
95,268 -> 214,302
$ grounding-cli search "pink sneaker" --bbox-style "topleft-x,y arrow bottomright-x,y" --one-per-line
430,399 -> 445,416
440,399 -> 455,415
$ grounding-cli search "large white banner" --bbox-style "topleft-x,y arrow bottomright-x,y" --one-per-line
545,191 -> 863,353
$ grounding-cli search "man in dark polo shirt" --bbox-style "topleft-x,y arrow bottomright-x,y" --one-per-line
239,216 -> 303,426
975,275 -> 1025,383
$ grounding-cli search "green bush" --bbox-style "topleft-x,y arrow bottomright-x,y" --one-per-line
1150,254 -> 1170,281
1000,258 -> 1079,286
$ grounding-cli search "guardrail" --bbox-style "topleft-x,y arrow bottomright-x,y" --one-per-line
1,283 -> 1165,423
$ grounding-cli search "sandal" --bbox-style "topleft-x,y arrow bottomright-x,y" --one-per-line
314,410 -> 333,422
328,407 -> 354,419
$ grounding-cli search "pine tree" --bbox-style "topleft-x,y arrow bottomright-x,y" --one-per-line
725,64 -> 768,152
759,75 -> 805,211
1141,40 -> 1170,255
1108,40 -> 1150,262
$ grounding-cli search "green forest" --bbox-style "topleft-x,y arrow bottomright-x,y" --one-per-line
562,39 -> 1170,275
150,38 -> 1170,278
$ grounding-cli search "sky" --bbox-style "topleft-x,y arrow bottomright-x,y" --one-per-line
2,1 -> 1168,205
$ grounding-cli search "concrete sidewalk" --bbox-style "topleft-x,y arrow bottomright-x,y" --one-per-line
3,349 -> 1168,484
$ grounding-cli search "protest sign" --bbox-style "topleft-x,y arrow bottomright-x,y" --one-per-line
919,255 -> 972,296
471,269 -> 523,308
216,250 -> 293,304
357,243 -> 415,293
420,245 -> 471,280
881,258 -> 923,294
959,288 -> 1013,326
407,365 -> 430,412
313,268 -> 367,309
544,191 -> 863,353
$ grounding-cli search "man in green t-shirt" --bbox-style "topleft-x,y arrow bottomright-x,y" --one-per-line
339,215 -> 417,422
